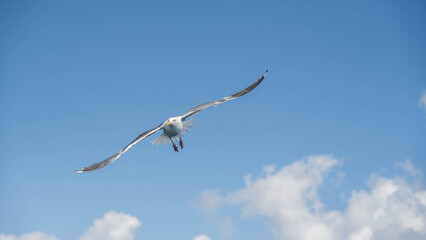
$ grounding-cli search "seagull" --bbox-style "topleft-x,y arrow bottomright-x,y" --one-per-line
76,70 -> 268,172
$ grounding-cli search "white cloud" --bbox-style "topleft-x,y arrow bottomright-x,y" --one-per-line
348,227 -> 373,240
1,211 -> 142,240
80,211 -> 141,240
197,155 -> 426,240
419,89 -> 426,112
0,232 -> 58,240
192,235 -> 210,240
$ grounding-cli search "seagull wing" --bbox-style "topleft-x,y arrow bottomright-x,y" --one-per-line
180,70 -> 268,121
76,124 -> 163,173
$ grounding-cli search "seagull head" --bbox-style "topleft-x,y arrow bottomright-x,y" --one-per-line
167,117 -> 178,126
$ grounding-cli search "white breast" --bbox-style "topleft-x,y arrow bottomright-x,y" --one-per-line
163,121 -> 182,137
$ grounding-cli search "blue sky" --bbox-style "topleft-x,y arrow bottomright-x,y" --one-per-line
1,1 -> 425,240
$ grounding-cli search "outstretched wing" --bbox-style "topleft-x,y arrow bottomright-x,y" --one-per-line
75,124 -> 163,173
180,70 -> 268,121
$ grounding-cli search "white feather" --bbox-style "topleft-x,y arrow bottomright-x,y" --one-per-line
181,118 -> 194,136
151,134 -> 172,145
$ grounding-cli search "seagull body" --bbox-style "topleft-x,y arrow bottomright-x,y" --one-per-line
76,70 -> 268,173
151,117 -> 193,149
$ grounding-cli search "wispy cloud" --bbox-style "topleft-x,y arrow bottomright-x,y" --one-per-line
220,216 -> 234,238
196,155 -> 426,240
419,89 -> 426,112
194,189 -> 224,213
397,158 -> 423,179
192,235 -> 211,240
0,232 -> 58,240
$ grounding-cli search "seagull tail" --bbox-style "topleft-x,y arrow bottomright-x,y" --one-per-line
181,118 -> 195,135
151,134 -> 172,145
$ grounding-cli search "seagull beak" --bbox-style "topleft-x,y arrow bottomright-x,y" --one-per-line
167,121 -> 172,126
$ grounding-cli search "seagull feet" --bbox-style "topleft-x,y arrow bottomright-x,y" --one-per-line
179,139 -> 184,149
173,143 -> 179,152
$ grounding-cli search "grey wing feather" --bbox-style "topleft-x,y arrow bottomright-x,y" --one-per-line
180,70 -> 268,121
75,124 -> 163,173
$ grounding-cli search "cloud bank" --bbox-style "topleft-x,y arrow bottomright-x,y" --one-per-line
0,211 -> 141,240
197,155 -> 426,240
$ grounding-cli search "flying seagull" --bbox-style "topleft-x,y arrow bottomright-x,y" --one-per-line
76,70 -> 268,173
